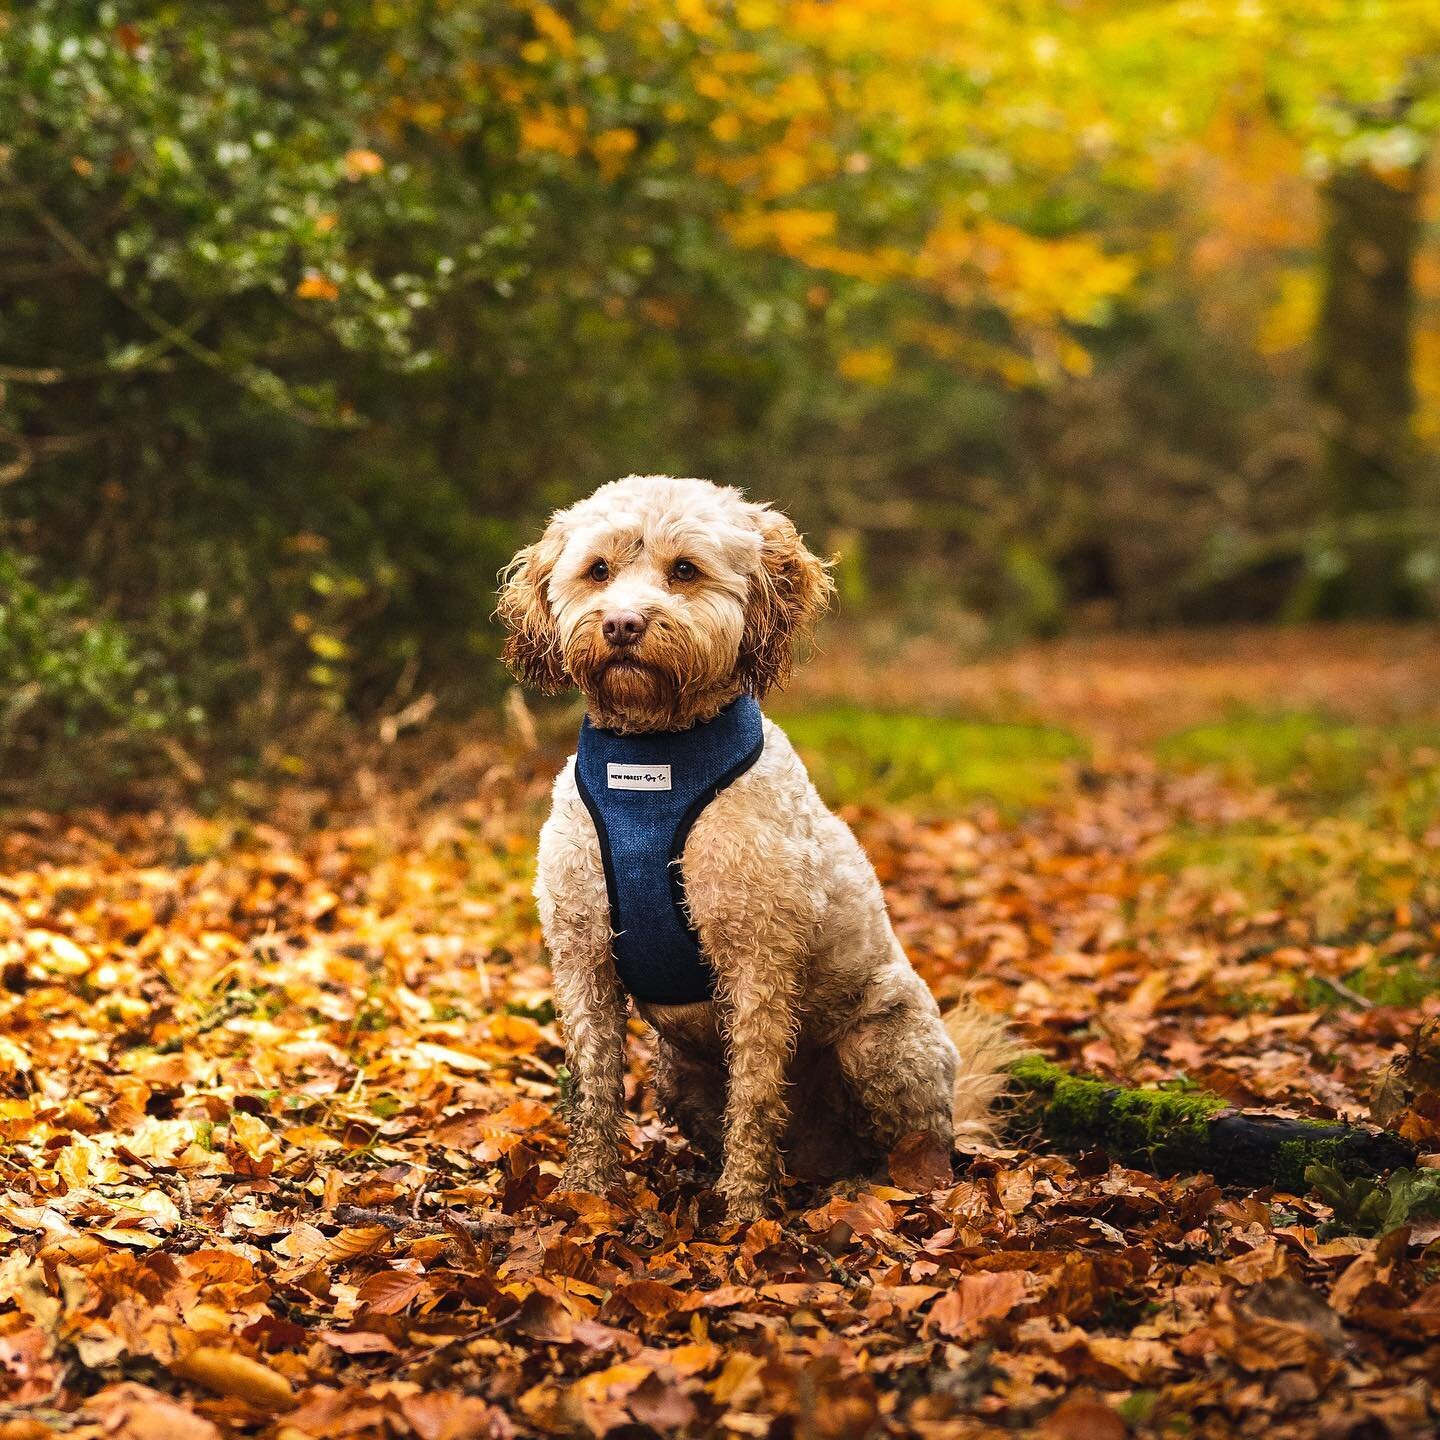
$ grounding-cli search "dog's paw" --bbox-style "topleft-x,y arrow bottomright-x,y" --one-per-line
717,1179 -> 771,1224
724,1195 -> 768,1224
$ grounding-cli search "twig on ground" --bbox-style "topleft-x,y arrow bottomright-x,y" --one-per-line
330,1203 -> 519,1238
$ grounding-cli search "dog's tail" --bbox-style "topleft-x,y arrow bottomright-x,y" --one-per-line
944,1002 -> 1020,1143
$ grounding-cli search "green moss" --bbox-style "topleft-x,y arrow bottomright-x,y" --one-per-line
774,706 -> 1086,814
1011,1057 -> 1412,1190
1008,1054 -> 1071,1094
1009,1055 -> 1227,1168
1274,1134 -> 1347,1192
1108,1086 -> 1228,1149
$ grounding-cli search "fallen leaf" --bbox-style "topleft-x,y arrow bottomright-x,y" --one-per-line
1042,1394 -> 1127,1440
888,1130 -> 953,1192
355,1269 -> 435,1315
926,1271 -> 1029,1338
170,1346 -> 295,1410
83,1383 -> 222,1440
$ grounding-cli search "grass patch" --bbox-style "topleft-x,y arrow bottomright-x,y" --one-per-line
776,705 -> 1086,813
1214,955 -> 1440,1016
1155,711 -> 1368,789
1154,711 -> 1440,823
1152,826 -> 1334,899
1150,821 -> 1435,941
1305,955 -> 1440,1009
1148,714 -> 1440,935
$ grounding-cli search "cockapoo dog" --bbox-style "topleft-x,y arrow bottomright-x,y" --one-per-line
499,475 -> 1010,1220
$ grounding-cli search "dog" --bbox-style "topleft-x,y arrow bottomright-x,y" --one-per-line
499,475 -> 1011,1220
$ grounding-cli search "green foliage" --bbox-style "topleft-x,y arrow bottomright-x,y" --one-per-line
0,548 -> 181,748
0,0 -> 482,404
999,543 -> 1066,639
1307,1164 -> 1440,1237
0,0 -> 777,739
0,0 -> 532,735
778,707 -> 1086,813
0,1 -> 1437,771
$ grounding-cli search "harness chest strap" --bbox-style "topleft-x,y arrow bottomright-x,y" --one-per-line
573,695 -> 765,1005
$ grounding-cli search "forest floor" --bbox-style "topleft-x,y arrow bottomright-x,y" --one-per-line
1,625 -> 1438,1440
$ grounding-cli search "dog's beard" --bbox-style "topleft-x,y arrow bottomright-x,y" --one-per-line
565,617 -> 742,733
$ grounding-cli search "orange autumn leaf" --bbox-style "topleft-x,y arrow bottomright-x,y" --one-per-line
7,629 -> 1440,1437
342,148 -> 384,180
170,1348 -> 295,1411
925,1271 -> 1030,1339
355,1269 -> 436,1315
295,273 -> 340,301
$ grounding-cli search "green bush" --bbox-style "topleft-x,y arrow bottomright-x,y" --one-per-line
1,0 -> 1431,777
0,550 -> 183,750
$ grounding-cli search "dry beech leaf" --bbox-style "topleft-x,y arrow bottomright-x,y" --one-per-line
610,1280 -> 684,1320
316,1328 -> 400,1355
170,1347 -> 295,1411
888,1130 -> 954,1192
1042,1394 -> 1127,1440
325,1225 -> 392,1260
355,1269 -> 435,1315
82,1382 -> 222,1440
925,1271 -> 1029,1339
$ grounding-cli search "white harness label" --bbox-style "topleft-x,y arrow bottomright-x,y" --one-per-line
607,762 -> 672,791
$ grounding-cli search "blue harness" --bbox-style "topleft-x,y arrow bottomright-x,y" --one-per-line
574,695 -> 765,1005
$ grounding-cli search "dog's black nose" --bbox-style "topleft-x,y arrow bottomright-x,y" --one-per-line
602,610 -> 647,647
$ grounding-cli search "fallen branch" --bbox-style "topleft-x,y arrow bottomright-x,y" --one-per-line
1008,1056 -> 1416,1191
330,1203 -> 519,1238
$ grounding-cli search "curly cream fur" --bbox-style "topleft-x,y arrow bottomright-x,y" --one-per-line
509,475 -> 1010,1220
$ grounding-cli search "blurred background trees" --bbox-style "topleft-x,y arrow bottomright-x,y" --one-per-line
1,0 -> 1437,769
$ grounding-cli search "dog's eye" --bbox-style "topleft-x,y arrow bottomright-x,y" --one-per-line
587,560 -> 610,582
671,560 -> 698,582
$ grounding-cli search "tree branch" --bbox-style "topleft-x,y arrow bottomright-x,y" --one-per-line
13,190 -> 361,430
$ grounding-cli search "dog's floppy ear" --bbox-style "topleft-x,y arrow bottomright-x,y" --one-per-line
738,505 -> 835,698
497,522 -> 569,693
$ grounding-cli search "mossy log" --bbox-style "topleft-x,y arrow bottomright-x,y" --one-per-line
1008,1056 -> 1415,1192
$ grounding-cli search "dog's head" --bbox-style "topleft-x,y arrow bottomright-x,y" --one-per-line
498,475 -> 833,731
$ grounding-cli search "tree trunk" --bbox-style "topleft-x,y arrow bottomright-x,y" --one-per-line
1310,158 -> 1425,613
1009,1056 -> 1416,1192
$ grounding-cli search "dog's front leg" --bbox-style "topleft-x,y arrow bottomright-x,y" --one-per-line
710,949 -> 801,1222
552,954 -> 628,1193
538,788 -> 628,1195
